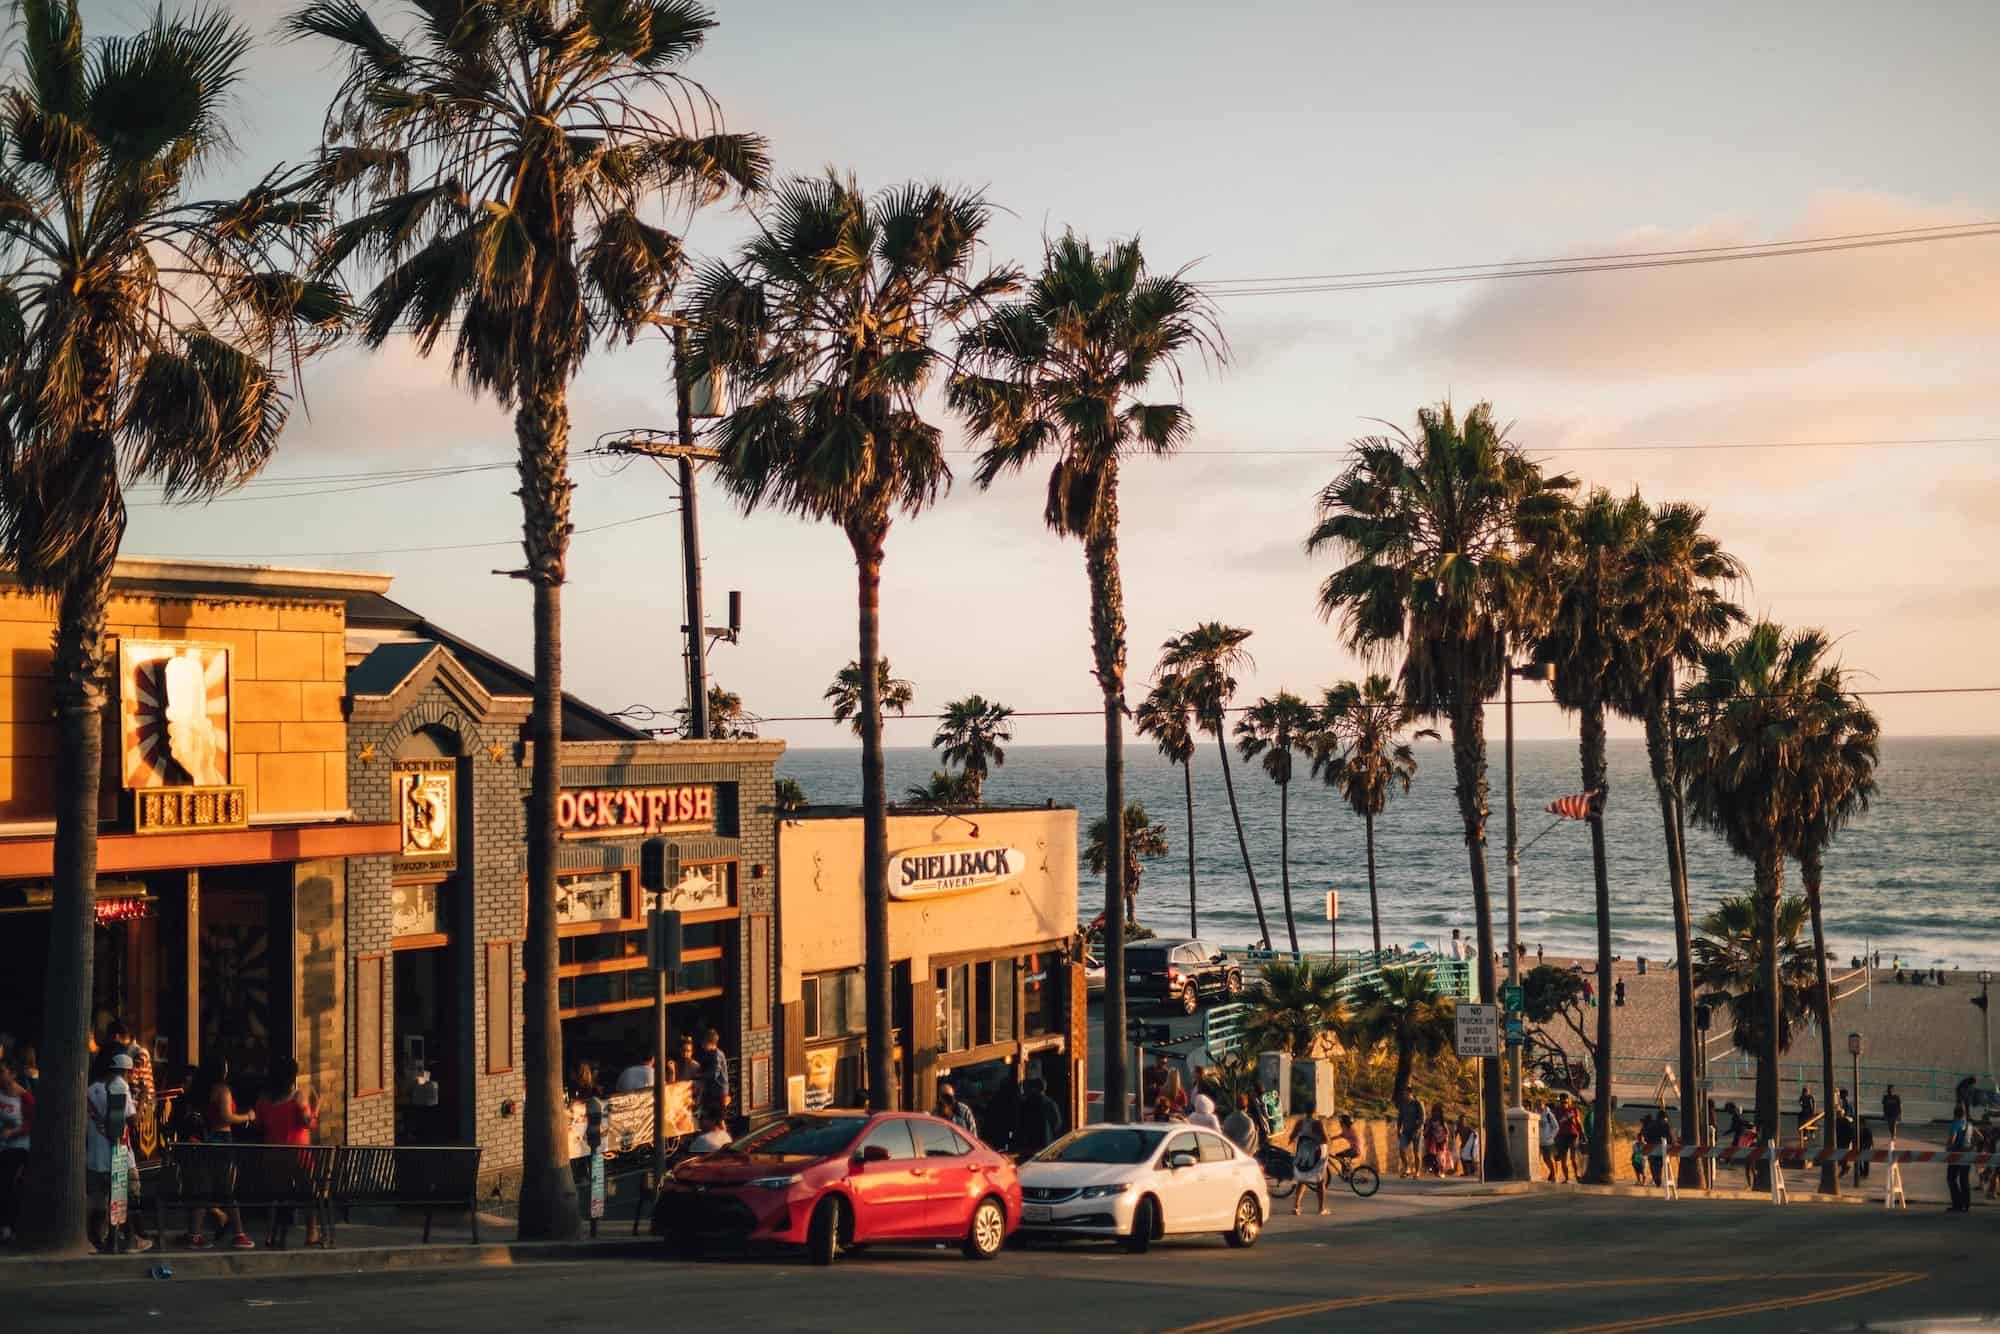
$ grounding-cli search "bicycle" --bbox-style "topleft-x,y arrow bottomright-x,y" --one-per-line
1257,1143 -> 1380,1199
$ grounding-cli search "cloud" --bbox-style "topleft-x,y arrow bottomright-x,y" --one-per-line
1398,192 -> 2000,377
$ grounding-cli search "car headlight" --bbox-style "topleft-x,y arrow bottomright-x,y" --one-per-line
1077,1183 -> 1130,1200
745,1175 -> 799,1190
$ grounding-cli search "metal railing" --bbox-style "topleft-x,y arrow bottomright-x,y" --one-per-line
1614,1053 -> 1975,1108
1205,1003 -> 1251,1060
1220,946 -> 1478,1003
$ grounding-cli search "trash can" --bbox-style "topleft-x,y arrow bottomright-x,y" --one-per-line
1637,956 -> 1648,976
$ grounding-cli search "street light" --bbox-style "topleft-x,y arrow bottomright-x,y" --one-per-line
1979,971 -> 1993,1083
1848,1031 -> 1863,1125
1504,653 -> 1553,1181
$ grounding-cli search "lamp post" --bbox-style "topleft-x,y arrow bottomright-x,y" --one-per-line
1503,652 -> 1553,1181
1980,971 -> 1993,1083
1847,1030 -> 1863,1127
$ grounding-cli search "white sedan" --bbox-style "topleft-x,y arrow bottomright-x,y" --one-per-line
1015,1123 -> 1268,1253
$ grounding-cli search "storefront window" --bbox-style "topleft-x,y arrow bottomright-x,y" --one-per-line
936,964 -> 969,1054
673,958 -> 722,995
1021,952 -> 1053,1038
993,957 -> 1015,1042
804,968 -> 864,1040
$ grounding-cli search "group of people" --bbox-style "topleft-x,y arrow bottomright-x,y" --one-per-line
1399,1093 -> 1483,1179
1537,1092 -> 1590,1182
933,1073 -> 1064,1160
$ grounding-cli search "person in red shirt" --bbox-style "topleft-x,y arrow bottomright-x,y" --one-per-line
255,1057 -> 320,1247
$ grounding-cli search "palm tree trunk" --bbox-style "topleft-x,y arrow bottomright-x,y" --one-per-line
17,567 -> 114,1253
852,525 -> 895,1113
1754,849 -> 1784,1191
1084,490 -> 1129,1123
1392,1040 -> 1415,1108
516,391 -> 580,1241
1214,737 -> 1270,950
1278,779 -> 1298,954
1804,851 -> 1838,1195
1645,670 -> 1702,1186
1365,814 -> 1382,958
1580,700 -> 1615,1185
1181,760 -> 1198,936
1447,693 -> 1511,1181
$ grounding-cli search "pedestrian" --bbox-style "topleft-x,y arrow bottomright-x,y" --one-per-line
254,1056 -> 320,1248
1449,929 -> 1465,961
1613,979 -> 1626,1008
673,1034 -> 698,1083
1881,1084 -> 1902,1140
614,1053 -> 656,1093
1013,1077 -> 1061,1159
1855,1115 -> 1875,1184
984,1075 -> 1021,1153
106,1019 -> 152,1117
1457,1117 -> 1480,1177
1538,1101 -> 1560,1181
1944,1102 -> 1974,1213
935,1080 -> 979,1137
1640,1111 -> 1672,1186
0,1055 -> 31,1245
1188,1080 -> 1221,1132
183,1056 -> 255,1250
86,1052 -> 150,1253
1536,942 -> 1544,965
1423,1106 -> 1449,1177
1630,1122 -> 1649,1184
1142,1053 -> 1172,1110
1397,1095 -> 1424,1178
1290,1115 -> 1329,1217
1552,1094 -> 1580,1184
1247,1077 -> 1275,1145
1152,1096 -> 1180,1123
687,1109 -> 732,1155
1222,1092 -> 1261,1156
1581,977 -> 1595,1006
696,1028 -> 730,1120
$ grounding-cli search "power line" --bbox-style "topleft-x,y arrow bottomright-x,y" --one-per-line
145,506 -> 677,562
956,436 -> 2000,459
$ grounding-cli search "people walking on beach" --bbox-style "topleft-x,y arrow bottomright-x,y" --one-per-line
1944,1102 -> 1974,1213
1882,1085 -> 1902,1139
1290,1115 -> 1330,1217
1539,1102 -> 1561,1181
1613,979 -> 1626,1008
1397,1095 -> 1424,1177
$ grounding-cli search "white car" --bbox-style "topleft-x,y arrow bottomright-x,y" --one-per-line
1015,1123 -> 1268,1253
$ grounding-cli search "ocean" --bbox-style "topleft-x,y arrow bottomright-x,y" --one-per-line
775,737 -> 2000,971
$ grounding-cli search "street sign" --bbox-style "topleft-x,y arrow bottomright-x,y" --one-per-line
1505,1014 -> 1526,1046
1325,891 -> 1339,922
1501,982 -> 1524,1013
1455,1003 -> 1501,1058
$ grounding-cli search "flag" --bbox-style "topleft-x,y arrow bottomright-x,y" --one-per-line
1546,791 -> 1599,820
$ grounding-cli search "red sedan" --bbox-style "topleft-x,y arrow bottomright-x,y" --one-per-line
651,1110 -> 1021,1264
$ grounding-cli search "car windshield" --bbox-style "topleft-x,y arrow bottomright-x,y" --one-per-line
729,1115 -> 869,1160
1033,1127 -> 1168,1165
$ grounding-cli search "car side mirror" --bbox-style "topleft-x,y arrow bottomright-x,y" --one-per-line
1166,1151 -> 1197,1170
856,1144 -> 892,1165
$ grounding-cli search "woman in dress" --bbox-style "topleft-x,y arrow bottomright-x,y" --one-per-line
184,1056 -> 256,1249
1290,1116 -> 1330,1217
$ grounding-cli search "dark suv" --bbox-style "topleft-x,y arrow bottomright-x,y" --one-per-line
1123,939 -> 1243,1014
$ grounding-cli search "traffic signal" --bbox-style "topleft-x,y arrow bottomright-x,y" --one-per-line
640,837 -> 679,893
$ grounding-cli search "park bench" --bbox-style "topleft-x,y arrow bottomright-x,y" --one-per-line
326,1144 -> 484,1243
151,1143 -> 336,1248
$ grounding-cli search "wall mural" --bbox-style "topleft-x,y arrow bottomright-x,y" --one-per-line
119,640 -> 231,788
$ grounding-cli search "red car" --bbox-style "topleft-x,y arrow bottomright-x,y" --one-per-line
652,1110 -> 1021,1264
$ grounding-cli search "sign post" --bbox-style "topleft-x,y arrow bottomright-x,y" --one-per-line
1325,891 -> 1338,965
1455,1004 -> 1500,1185
642,838 -> 682,1214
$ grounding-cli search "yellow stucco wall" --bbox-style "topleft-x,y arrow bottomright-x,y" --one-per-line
776,806 -> 1079,1002
0,587 -> 349,823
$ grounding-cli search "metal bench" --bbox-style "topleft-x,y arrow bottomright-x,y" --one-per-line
327,1144 -> 484,1243
151,1143 -> 336,1248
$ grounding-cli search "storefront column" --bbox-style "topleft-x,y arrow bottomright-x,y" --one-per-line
181,871 -> 201,1069
909,970 -> 937,1115
294,858 -> 346,1144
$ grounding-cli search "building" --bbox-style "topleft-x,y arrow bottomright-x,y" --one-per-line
775,805 -> 1084,1133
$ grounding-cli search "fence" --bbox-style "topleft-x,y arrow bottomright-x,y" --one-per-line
1613,1053 -> 1974,1108
1221,945 -> 1478,1003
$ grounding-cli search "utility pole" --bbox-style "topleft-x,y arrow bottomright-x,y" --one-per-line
674,325 -> 708,740
1502,651 -> 1550,1181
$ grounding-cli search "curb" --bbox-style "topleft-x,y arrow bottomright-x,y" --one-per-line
2,1236 -> 664,1287
1433,1180 -> 1914,1207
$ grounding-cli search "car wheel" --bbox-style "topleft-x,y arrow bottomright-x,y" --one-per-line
1122,1195 -> 1157,1254
1224,1193 -> 1262,1248
1179,982 -> 1199,1016
806,1196 -> 846,1267
962,1197 -> 1006,1261
1348,1164 -> 1381,1198
1224,970 -> 1244,998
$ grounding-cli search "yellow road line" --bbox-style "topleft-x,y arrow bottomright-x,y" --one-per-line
1163,1271 -> 1925,1334
1550,1271 -> 1925,1334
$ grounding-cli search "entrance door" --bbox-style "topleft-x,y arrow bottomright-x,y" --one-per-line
393,946 -> 457,1144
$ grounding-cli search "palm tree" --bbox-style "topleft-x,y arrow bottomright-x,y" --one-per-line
774,776 -> 809,813
1086,802 -> 1170,928
1531,487 -> 1651,1184
951,232 -> 1221,1124
0,2 -> 341,1252
679,684 -> 757,738
1243,959 -> 1349,1060
1135,675 -> 1200,935
825,659 -> 915,739
1235,691 -> 1316,955
1619,501 -> 1743,1184
933,696 -> 1014,801
904,769 -> 978,807
1790,659 -> 1880,1193
295,0 -> 766,1238
689,175 -> 1012,1113
1691,894 -> 1819,1063
1310,676 -> 1435,958
1305,401 -> 1571,1179
1679,622 -> 1833,1180
1351,966 -> 1456,1109
1160,624 -> 1270,950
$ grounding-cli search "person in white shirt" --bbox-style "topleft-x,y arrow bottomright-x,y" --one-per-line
614,1055 -> 656,1093
87,1054 -> 150,1253
687,1111 -> 732,1154
1188,1083 -> 1222,1131
1449,929 -> 1466,961
1538,1103 -> 1561,1180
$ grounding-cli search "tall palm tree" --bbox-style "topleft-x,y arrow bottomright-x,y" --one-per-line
1160,623 -> 1270,949
1310,675 -> 1434,958
1235,690 -> 1316,955
0,1 -> 341,1252
295,0 -> 766,1238
1305,401 -> 1571,1179
1243,959 -> 1349,1061
950,232 -> 1221,1123
933,695 -> 1013,801
1679,622 -> 1832,1181
1619,501 -> 1743,1184
1085,802 -> 1169,928
1135,675 -> 1200,935
1351,966 -> 1456,1108
1790,659 -> 1880,1193
826,659 -> 915,738
690,174 -> 1013,1113
1691,894 -> 1819,1062
1531,487 -> 1651,1184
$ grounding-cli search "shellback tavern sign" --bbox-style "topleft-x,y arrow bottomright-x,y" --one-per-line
889,843 -> 1026,901
556,783 -> 716,838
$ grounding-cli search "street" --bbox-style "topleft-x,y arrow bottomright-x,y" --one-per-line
19,1188 -> 1994,1332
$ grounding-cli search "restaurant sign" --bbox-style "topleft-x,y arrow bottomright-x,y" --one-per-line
888,842 -> 1025,901
557,784 -> 715,837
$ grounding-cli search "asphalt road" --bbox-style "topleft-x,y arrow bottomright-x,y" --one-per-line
20,1187 -> 1996,1332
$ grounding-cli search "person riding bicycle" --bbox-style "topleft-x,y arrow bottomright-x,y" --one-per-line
1330,1114 -> 1360,1173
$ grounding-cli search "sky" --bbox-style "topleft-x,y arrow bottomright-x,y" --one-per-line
95,0 -> 2000,746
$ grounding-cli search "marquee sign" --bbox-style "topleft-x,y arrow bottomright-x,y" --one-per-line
888,842 -> 1025,901
557,784 -> 715,837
